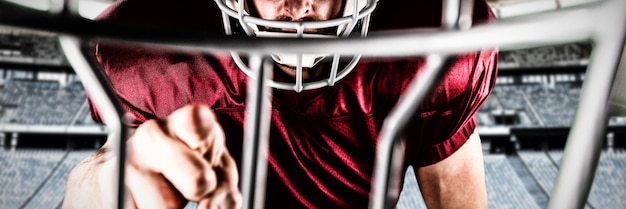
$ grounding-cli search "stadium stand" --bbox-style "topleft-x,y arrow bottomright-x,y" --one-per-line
517,151 -> 561,200
547,150 -> 626,209
491,84 -> 542,127
22,150 -> 95,209
479,83 -> 626,129
517,150 -> 626,209
3,80 -> 84,125
0,27 -> 67,66
0,149 -> 66,209
484,154 -> 540,209
498,42 -> 591,69
522,83 -> 580,127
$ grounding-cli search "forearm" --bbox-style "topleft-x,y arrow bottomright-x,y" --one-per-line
61,104 -> 241,209
63,129 -> 134,209
62,147 -> 109,209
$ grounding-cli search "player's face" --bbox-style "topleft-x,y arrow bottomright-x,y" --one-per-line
252,0 -> 344,24
251,0 -> 344,79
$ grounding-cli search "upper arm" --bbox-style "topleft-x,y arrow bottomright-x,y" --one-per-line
402,48 -> 496,208
414,129 -> 487,209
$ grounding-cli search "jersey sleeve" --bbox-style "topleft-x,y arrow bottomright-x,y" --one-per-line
370,0 -> 499,167
86,0 -> 229,127
404,49 -> 498,167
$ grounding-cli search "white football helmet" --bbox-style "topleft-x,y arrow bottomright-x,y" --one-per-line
214,0 -> 378,92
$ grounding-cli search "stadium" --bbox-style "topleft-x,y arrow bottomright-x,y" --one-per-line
0,0 -> 625,208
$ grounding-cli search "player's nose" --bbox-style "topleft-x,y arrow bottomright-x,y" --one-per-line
283,0 -> 312,20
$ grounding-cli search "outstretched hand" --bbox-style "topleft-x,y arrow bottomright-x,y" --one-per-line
100,104 -> 241,209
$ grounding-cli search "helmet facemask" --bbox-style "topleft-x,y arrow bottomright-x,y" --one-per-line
215,0 -> 377,92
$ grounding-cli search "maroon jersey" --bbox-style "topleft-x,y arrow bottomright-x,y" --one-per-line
90,0 -> 498,208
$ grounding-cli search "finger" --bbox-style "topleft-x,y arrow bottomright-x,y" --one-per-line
129,120 -> 218,201
167,104 -> 226,166
217,150 -> 239,190
220,150 -> 242,209
197,150 -> 242,209
207,123 -> 226,166
197,189 -> 241,209
196,182 -> 241,209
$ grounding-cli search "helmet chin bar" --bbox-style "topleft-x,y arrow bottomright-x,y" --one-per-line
270,53 -> 327,69
215,0 -> 376,92
230,51 -> 362,92
255,31 -> 333,68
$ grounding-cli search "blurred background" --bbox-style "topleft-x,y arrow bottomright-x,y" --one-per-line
0,0 -> 624,208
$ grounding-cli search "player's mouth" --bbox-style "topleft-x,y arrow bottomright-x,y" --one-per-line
275,62 -> 325,80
